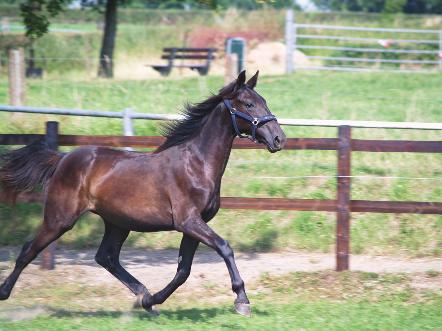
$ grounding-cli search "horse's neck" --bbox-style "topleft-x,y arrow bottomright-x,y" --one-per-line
188,106 -> 234,181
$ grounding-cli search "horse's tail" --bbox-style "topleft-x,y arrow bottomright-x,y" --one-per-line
0,140 -> 64,203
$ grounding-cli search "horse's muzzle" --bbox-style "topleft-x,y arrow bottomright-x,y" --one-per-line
258,124 -> 286,153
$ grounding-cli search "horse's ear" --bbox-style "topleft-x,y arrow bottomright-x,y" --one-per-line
235,70 -> 246,89
246,70 -> 259,89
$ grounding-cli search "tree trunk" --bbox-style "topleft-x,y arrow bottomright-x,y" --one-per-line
98,0 -> 117,78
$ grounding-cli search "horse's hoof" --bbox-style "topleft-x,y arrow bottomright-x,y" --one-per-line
147,306 -> 160,317
234,303 -> 251,317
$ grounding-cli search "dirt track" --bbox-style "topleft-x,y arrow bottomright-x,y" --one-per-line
1,247 -> 441,293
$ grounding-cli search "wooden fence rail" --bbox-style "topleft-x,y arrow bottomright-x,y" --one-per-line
0,121 -> 441,271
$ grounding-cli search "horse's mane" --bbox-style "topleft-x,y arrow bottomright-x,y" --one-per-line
155,81 -> 237,153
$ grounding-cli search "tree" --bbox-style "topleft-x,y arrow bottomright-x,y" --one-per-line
98,0 -> 117,77
21,0 -> 118,78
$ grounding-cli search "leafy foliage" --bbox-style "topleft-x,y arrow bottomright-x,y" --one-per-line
20,0 -> 69,39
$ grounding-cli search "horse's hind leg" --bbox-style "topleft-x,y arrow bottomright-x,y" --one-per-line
142,234 -> 198,311
0,192 -> 86,300
95,221 -> 152,307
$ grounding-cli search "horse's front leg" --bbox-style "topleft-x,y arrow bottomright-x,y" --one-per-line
177,216 -> 251,316
141,234 -> 199,311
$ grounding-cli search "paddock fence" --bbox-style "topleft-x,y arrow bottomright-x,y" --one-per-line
0,105 -> 441,272
285,9 -> 442,73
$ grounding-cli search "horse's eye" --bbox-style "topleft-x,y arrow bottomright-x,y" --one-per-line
245,103 -> 254,109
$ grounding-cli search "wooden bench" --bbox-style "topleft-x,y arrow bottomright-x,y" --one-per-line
150,47 -> 217,76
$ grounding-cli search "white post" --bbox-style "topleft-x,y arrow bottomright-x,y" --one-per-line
1,17 -> 10,32
285,9 -> 294,74
293,14 -> 297,71
225,53 -> 238,85
439,30 -> 442,71
123,108 -> 134,151
123,108 -> 134,136
8,48 -> 26,106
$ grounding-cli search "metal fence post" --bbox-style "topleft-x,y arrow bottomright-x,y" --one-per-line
285,9 -> 294,74
40,121 -> 58,270
336,126 -> 351,271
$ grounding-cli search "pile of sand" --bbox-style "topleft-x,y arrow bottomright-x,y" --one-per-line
246,41 -> 310,75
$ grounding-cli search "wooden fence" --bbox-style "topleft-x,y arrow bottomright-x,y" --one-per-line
1,121 -> 441,271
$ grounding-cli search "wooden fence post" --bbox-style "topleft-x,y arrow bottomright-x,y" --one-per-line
40,121 -> 58,270
336,125 -> 351,271
8,48 -> 26,106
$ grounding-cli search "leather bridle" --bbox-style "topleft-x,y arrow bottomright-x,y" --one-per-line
223,99 -> 277,142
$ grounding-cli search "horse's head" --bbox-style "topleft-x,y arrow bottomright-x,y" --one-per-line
223,71 -> 286,153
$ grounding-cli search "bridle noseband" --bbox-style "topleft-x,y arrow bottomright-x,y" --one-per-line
223,99 -> 277,142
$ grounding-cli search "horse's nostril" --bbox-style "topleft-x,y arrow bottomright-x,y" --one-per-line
274,136 -> 281,148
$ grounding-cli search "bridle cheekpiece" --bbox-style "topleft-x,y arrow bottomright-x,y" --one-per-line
223,99 -> 277,142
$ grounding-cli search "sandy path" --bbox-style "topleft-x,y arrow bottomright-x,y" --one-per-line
0,248 -> 441,292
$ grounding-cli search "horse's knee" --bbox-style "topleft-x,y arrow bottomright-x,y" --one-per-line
94,252 -> 106,267
42,218 -> 74,237
216,239 -> 234,259
175,268 -> 191,286
95,251 -> 111,267
95,249 -> 120,273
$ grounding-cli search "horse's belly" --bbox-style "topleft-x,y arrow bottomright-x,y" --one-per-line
93,200 -> 174,232
109,216 -> 174,232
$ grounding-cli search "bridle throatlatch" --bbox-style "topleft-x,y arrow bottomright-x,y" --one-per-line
223,99 -> 277,142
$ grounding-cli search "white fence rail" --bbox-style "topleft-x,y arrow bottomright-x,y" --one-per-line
1,105 -> 442,133
285,9 -> 442,73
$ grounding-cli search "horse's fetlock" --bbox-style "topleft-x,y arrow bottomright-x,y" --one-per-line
142,293 -> 154,310
232,279 -> 245,292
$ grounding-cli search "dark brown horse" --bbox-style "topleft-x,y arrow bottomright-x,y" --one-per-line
0,71 -> 285,316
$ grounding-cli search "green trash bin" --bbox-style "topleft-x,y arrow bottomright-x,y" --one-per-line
225,37 -> 246,75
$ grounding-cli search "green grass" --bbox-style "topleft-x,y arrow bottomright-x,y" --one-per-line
0,72 -> 441,256
1,302 -> 440,331
0,271 -> 440,330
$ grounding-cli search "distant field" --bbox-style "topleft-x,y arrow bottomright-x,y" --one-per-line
0,8 -> 440,78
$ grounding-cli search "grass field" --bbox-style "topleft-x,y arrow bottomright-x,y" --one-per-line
0,271 -> 440,330
0,71 -> 441,257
